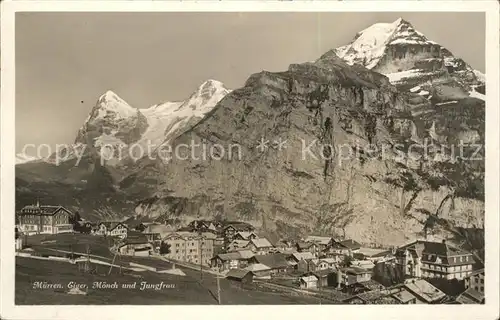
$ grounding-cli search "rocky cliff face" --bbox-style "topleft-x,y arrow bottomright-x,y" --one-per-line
16,19 -> 484,247
126,53 -> 484,246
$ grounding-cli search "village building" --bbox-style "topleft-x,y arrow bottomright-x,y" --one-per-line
246,238 -> 274,255
274,239 -> 295,252
336,266 -> 373,288
402,278 -> 447,304
188,220 -> 217,231
310,269 -> 336,287
227,240 -> 250,252
211,250 -> 254,271
143,223 -> 175,238
395,240 -> 475,280
96,222 -> 129,239
118,235 -> 153,257
318,258 -> 337,270
299,275 -> 318,289
17,202 -> 73,235
225,268 -> 254,285
233,231 -> 258,241
455,287 -> 484,304
325,239 -> 362,257
245,263 -> 271,279
289,252 -> 316,272
304,236 -> 333,252
296,241 -> 319,257
350,260 -> 376,271
464,268 -> 484,294
222,222 -> 255,243
248,253 -> 293,275
392,287 -> 420,304
163,232 -> 214,266
143,232 -> 162,251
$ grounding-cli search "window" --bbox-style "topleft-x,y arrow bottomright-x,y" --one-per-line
480,279 -> 484,284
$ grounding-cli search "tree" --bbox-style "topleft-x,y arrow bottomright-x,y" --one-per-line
159,242 -> 171,255
135,223 -> 146,232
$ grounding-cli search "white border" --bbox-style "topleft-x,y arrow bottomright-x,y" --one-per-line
1,2 -> 498,320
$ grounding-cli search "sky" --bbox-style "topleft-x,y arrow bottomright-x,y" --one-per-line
15,12 -> 485,155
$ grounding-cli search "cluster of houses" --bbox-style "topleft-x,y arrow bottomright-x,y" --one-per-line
16,203 -> 485,304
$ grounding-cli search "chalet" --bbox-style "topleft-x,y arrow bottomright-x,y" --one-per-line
222,222 -> 255,243
289,252 -> 315,272
248,253 -> 292,275
403,278 -> 446,304
227,240 -> 250,252
96,222 -> 128,239
304,236 -> 333,251
234,231 -> 258,241
299,275 -> 318,289
455,287 -> 484,304
337,266 -> 372,287
211,250 -> 254,271
464,269 -> 484,294
188,220 -> 217,231
296,241 -> 319,256
17,202 -> 73,234
310,269 -> 336,287
318,258 -> 337,270
274,239 -> 295,252
226,268 -> 254,284
246,238 -> 274,255
118,236 -> 153,257
307,259 -> 320,272
245,263 -> 271,279
395,240 -> 475,280
325,239 -> 362,257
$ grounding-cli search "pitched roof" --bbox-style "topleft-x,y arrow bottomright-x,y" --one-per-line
236,231 -> 256,239
246,263 -> 270,272
403,279 -> 446,303
304,236 -> 332,245
351,260 -> 376,269
237,250 -> 255,259
226,268 -> 252,279
320,258 -> 336,264
100,221 -> 128,231
214,250 -> 254,261
229,240 -> 250,247
20,205 -> 72,216
291,251 -> 315,261
392,288 -> 418,303
397,240 -> 471,259
253,253 -> 290,269
296,241 -> 314,249
456,288 -> 484,304
343,266 -> 372,275
339,239 -> 362,250
249,238 -> 273,248
300,275 -> 318,282
358,279 -> 385,291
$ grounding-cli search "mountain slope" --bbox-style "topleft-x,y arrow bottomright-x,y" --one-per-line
16,80 -> 231,219
125,53 -> 483,246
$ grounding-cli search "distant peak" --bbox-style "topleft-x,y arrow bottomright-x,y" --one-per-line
198,79 -> 228,91
99,90 -> 123,102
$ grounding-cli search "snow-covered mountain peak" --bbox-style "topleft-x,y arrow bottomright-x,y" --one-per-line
335,18 -> 434,70
177,79 -> 231,114
93,90 -> 138,120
